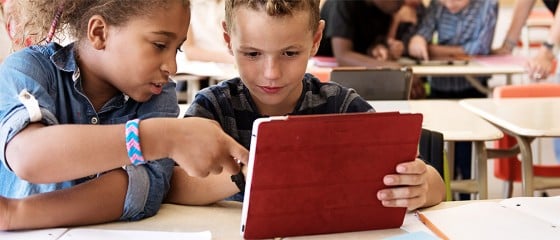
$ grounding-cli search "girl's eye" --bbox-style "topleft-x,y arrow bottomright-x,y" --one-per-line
284,51 -> 299,57
154,43 -> 166,50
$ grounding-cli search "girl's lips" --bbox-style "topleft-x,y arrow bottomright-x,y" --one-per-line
150,83 -> 164,95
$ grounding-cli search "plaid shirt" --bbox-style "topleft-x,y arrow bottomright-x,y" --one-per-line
186,74 -> 374,150
185,74 -> 374,201
416,0 -> 498,92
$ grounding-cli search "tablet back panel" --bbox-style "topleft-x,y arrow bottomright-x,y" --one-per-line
241,112 -> 423,239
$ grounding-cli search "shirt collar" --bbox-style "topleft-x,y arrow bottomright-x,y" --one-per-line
50,42 -> 79,80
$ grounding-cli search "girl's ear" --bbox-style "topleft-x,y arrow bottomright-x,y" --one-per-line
222,21 -> 233,56
87,15 -> 108,50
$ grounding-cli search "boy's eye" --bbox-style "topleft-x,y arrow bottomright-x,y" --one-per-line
243,52 -> 260,58
284,51 -> 299,57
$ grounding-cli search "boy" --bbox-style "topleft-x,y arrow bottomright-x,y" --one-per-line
167,0 -> 446,211
408,0 -> 498,98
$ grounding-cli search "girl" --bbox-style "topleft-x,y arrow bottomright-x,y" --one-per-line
0,0 -> 247,230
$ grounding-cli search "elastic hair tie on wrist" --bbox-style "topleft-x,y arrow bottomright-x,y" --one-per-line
125,119 -> 146,165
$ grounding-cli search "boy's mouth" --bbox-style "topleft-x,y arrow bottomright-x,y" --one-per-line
260,86 -> 282,94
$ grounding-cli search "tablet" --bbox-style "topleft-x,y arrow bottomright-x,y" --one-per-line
240,112 -> 423,239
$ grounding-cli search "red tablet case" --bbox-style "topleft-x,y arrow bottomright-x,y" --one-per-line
241,112 -> 423,239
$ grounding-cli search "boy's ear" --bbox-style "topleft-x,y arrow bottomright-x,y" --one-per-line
222,21 -> 234,55
311,20 -> 325,56
87,15 -> 108,50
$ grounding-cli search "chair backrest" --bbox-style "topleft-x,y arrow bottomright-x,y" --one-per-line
329,67 -> 413,100
419,128 -> 445,177
493,83 -> 560,98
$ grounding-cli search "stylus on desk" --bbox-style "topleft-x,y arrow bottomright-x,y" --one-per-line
415,211 -> 449,240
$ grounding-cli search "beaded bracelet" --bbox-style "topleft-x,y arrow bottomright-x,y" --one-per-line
125,119 -> 146,165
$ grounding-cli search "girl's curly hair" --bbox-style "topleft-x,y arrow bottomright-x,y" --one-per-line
4,0 -> 190,48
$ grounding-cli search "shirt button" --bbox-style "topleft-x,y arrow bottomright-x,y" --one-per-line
90,117 -> 99,124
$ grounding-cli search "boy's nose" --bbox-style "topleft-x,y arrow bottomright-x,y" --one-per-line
263,57 -> 281,80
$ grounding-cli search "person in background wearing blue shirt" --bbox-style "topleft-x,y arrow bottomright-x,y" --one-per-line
165,0 -> 446,211
408,0 -> 498,98
0,0 -> 247,230
408,0 -> 498,199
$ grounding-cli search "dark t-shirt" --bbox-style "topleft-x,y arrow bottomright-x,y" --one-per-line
543,0 -> 559,14
317,0 -> 393,57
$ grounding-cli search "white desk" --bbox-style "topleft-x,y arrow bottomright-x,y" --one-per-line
410,55 -> 526,95
460,97 -> 560,196
370,100 -> 504,199
16,201 -> 471,240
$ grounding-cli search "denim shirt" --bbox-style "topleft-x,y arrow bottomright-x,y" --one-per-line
0,42 -> 178,218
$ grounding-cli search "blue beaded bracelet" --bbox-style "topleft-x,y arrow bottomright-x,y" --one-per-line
125,119 -> 146,165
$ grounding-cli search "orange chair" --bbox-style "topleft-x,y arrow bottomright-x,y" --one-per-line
493,83 -> 560,197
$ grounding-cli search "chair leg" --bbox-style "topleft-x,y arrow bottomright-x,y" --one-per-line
502,181 -> 514,198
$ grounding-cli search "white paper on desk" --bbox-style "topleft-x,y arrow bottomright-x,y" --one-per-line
499,196 -> 560,226
57,229 -> 211,240
0,228 -> 67,240
420,200 -> 560,240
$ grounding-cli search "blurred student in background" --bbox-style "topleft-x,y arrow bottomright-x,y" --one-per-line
494,0 -> 560,81
176,0 -> 235,100
316,0 -> 404,67
389,0 -> 426,58
408,0 -> 498,99
183,0 -> 233,64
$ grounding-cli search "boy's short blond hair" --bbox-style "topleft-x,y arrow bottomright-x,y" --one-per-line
224,0 -> 320,34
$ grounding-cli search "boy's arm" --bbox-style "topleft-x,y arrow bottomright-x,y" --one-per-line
166,165 -> 246,205
408,1 -> 438,60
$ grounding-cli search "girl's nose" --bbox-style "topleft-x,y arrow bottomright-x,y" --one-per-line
162,53 -> 178,76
